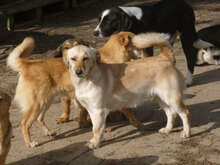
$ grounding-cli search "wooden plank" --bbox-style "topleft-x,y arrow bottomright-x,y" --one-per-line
4,0 -> 67,15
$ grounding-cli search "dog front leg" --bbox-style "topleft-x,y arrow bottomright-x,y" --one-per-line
74,99 -> 90,128
88,110 -> 107,149
57,96 -> 71,123
36,111 -> 56,136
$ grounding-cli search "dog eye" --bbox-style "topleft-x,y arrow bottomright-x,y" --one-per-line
63,46 -> 69,50
83,57 -> 88,61
71,58 -> 76,61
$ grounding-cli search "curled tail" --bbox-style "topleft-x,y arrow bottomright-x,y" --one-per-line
132,33 -> 175,62
7,37 -> 35,72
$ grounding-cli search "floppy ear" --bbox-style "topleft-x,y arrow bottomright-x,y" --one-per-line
55,40 -> 77,58
119,34 -> 131,46
73,41 -> 79,47
118,9 -> 132,31
55,45 -> 63,58
62,52 -> 70,69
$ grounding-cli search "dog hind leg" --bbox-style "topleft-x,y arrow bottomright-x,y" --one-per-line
36,99 -> 56,136
175,100 -> 191,138
154,96 -> 177,134
155,85 -> 191,138
22,106 -> 41,148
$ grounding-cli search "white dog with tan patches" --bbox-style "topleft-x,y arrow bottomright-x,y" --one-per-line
64,32 -> 191,149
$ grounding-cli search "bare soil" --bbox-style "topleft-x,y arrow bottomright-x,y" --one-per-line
0,0 -> 220,164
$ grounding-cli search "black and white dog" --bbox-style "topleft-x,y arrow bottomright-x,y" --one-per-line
196,24 -> 220,65
94,0 -> 212,85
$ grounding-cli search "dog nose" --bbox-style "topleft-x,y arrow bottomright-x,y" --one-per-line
75,69 -> 83,76
93,30 -> 99,37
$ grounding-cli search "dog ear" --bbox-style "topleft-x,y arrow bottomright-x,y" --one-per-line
73,41 -> 79,47
55,45 -> 63,58
118,9 -> 132,31
119,34 -> 131,46
62,52 -> 70,69
55,40 -> 76,58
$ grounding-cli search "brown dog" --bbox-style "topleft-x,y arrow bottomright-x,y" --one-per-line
0,90 -> 12,165
7,32 -> 145,147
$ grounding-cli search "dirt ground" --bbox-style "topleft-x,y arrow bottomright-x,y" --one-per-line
0,0 -> 220,164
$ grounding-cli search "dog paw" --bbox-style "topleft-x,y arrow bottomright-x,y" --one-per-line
56,117 -> 69,124
159,127 -> 171,134
132,121 -> 144,129
29,141 -> 38,148
88,138 -> 100,149
180,131 -> 190,139
46,131 -> 57,136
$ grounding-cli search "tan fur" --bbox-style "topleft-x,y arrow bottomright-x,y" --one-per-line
7,38 -> 86,148
7,32 -> 145,147
65,32 -> 191,149
0,90 -> 12,165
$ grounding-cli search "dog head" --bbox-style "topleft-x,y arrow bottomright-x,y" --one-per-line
99,32 -> 146,63
196,48 -> 207,65
55,39 -> 91,58
94,7 -> 132,38
64,45 -> 99,78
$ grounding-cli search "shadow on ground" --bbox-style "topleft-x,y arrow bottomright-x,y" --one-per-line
9,141 -> 158,165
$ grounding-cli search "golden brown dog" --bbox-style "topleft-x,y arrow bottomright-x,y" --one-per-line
64,32 -> 191,149
0,90 -> 12,165
7,38 -> 89,148
7,32 -> 145,147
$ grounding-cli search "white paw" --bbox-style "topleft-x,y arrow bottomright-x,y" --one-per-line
159,127 -> 171,134
180,131 -> 190,138
29,141 -> 38,148
88,138 -> 100,149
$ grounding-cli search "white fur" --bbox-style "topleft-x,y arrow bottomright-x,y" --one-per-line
132,33 -> 171,48
94,9 -> 110,38
193,39 -> 213,49
119,6 -> 143,20
66,41 -> 190,149
197,47 -> 220,65
7,37 -> 34,72
186,70 -> 193,86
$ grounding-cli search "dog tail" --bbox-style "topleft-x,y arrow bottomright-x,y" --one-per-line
7,37 -> 35,72
132,33 -> 174,61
